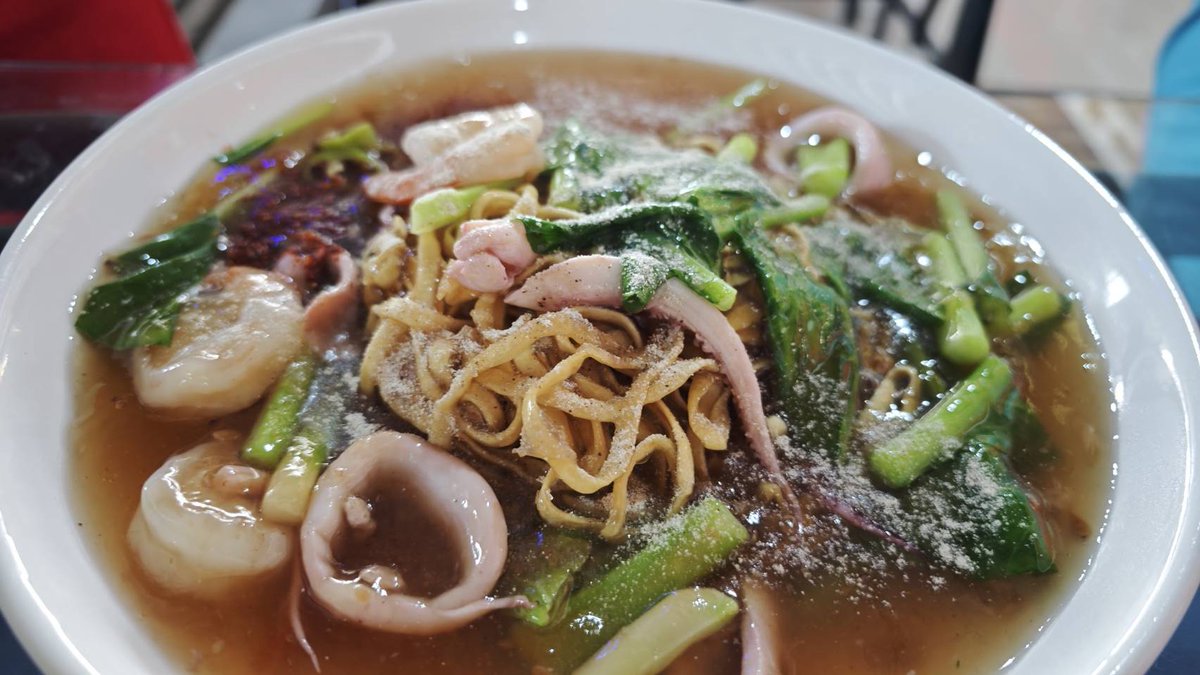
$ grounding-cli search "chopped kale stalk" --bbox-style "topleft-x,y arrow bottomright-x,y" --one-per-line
797,138 -> 851,198
1009,284 -> 1069,337
759,195 -> 831,228
716,132 -> 758,164
305,121 -> 387,173
922,231 -> 989,367
936,190 -> 1012,333
734,225 -> 860,458
868,354 -> 1012,488
512,498 -> 748,672
76,215 -> 220,349
500,529 -> 594,628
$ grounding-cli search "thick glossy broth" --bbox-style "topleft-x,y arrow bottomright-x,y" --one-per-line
72,52 -> 1112,674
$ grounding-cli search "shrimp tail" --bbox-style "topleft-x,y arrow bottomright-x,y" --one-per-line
364,167 -> 434,205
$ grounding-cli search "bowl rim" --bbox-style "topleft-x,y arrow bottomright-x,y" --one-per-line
1,1 -> 1199,673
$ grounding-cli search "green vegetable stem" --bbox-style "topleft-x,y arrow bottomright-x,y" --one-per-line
936,190 -> 1012,332
240,351 -> 317,470
868,354 -> 1013,488
923,231 -> 989,367
502,529 -> 594,628
513,497 -> 748,672
1009,284 -> 1068,336
797,138 -> 851,198
574,588 -> 739,675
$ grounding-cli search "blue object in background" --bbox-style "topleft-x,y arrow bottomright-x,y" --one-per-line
1133,4 -> 1200,670
1129,0 -> 1200,320
0,614 -> 38,674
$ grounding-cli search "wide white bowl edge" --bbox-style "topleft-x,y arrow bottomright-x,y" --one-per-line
1,1 -> 1198,673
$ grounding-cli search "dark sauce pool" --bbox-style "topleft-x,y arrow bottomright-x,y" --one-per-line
72,52 -> 1112,674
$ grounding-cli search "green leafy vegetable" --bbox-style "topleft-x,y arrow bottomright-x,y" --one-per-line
75,216 -> 219,349
214,99 -> 334,165
806,221 -> 942,325
537,123 -> 781,309
854,366 -> 1054,578
241,350 -> 316,470
899,411 -> 1055,579
512,497 -> 747,672
108,214 -> 218,276
543,120 -> 778,215
734,225 -> 860,457
619,253 -> 670,313
516,202 -> 735,311
520,202 -> 713,264
998,388 -> 1056,471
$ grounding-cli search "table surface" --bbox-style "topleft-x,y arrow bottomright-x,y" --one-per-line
1,66 -> 1199,673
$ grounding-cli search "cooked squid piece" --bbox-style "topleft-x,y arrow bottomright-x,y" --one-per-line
447,217 -> 538,293
273,244 -> 362,353
301,431 -> 527,634
740,583 -> 783,675
132,266 -> 303,418
364,103 -> 546,205
764,105 -> 894,193
128,438 -> 294,598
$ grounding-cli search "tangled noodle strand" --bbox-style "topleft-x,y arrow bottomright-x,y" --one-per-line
359,185 -> 734,539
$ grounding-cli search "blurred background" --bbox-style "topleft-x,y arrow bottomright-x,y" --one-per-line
1,0 -> 1198,673
2,0 -> 1190,244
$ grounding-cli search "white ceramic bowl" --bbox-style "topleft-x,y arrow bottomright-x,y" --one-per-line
2,1 -> 1198,672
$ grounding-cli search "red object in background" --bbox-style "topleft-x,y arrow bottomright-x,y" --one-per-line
0,0 -> 196,231
0,0 -> 194,65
